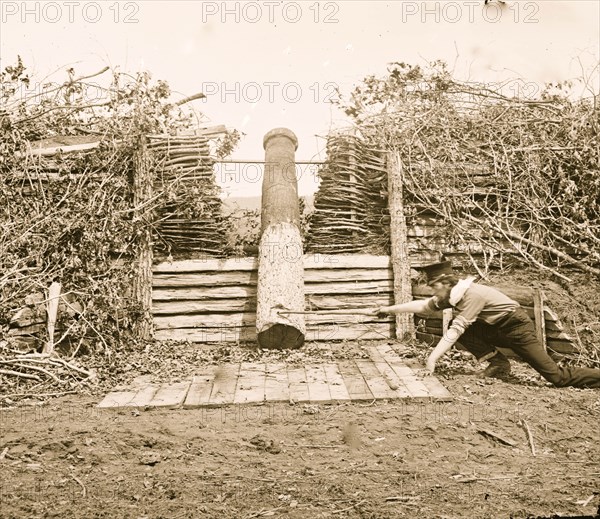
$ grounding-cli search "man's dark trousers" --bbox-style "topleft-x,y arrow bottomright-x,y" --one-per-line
457,307 -> 600,388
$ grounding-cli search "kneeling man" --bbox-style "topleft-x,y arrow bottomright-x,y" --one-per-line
374,262 -> 600,388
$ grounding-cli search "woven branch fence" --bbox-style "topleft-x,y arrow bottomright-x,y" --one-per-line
148,133 -> 229,257
305,134 -> 516,267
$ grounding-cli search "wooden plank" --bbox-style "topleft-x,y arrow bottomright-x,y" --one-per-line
208,364 -> 241,406
287,366 -> 310,403
546,330 -> 573,341
153,268 -> 392,287
153,294 -> 393,315
154,257 -> 257,273
337,360 -> 374,401
412,284 -> 535,306
153,286 -> 254,301
547,340 -> 578,354
153,280 -> 393,301
533,290 -> 546,350
147,381 -> 191,409
154,326 -> 253,343
264,363 -> 289,403
127,384 -> 160,407
299,280 -> 392,295
307,294 -> 393,309
233,363 -> 266,404
374,344 -> 431,398
153,255 -> 391,273
404,360 -> 453,401
154,322 -> 395,343
322,364 -> 351,402
153,299 -> 253,315
304,365 -> 332,403
97,390 -> 139,408
154,312 -> 394,330
153,271 -> 258,287
154,313 -> 253,329
308,268 -> 392,282
184,370 -> 216,408
366,346 -> 412,398
355,359 -> 399,399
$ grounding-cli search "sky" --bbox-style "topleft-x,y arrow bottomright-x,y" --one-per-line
2,0 -> 599,198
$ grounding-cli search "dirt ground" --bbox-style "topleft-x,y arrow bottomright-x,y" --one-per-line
1,342 -> 599,519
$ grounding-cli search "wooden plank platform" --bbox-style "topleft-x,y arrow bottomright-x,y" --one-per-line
147,381 -> 191,409
97,349 -> 453,408
288,365 -> 311,403
184,370 -> 215,409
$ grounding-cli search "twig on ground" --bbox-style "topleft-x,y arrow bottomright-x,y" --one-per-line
359,399 -> 377,407
548,428 -> 583,443
519,420 -> 536,456
385,496 -> 420,502
477,428 -> 518,447
283,443 -> 339,449
70,473 -> 87,498
332,499 -> 367,514
243,506 -> 285,519
10,363 -> 61,383
0,368 -> 42,381
1,390 -> 77,400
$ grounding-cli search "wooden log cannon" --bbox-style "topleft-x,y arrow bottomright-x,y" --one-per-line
256,128 -> 305,349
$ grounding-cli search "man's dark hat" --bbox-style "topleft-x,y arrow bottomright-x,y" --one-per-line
416,260 -> 453,285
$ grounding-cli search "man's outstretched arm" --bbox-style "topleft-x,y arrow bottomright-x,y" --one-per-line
374,298 -> 436,316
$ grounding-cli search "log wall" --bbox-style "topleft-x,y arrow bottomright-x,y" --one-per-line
152,254 -> 578,356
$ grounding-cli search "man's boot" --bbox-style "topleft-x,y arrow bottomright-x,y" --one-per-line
482,351 -> 511,378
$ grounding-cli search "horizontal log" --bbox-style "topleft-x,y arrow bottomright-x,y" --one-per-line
152,293 -> 394,316
8,324 -> 46,336
10,306 -> 46,328
153,286 -> 255,300
546,329 -> 573,341
544,321 -> 565,332
153,254 -> 442,273
153,271 -> 258,287
152,268 -> 394,288
153,299 -> 253,315
546,340 -> 578,354
418,313 -> 568,335
155,322 -> 394,343
154,312 -> 393,330
417,326 -> 574,347
421,325 -> 443,335
412,284 -> 536,306
415,305 -> 563,330
307,294 -> 393,309
153,280 -> 393,301
153,254 -> 388,273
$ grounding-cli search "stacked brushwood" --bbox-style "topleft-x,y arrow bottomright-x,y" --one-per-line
305,133 -> 517,267
306,135 -> 389,254
149,134 -> 229,257
333,62 -> 600,281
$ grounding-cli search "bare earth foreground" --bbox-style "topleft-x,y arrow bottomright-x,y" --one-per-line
1,343 -> 599,519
